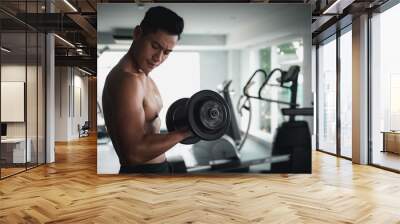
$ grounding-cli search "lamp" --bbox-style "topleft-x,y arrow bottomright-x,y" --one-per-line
322,0 -> 355,15
78,67 -> 93,76
1,47 -> 11,53
63,0 -> 78,12
54,34 -> 75,48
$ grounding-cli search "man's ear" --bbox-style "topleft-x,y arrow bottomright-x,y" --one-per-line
133,26 -> 142,40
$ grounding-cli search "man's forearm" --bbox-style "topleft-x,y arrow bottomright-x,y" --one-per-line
131,130 -> 189,163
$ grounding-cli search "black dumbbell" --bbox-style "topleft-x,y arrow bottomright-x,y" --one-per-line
166,90 -> 231,144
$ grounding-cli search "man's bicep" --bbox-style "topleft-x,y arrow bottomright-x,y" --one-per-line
114,78 -> 146,146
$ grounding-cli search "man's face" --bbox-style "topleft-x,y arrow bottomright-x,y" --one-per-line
134,29 -> 178,74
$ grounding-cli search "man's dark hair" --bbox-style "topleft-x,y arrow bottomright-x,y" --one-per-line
140,6 -> 184,40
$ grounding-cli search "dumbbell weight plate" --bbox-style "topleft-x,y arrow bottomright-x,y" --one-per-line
199,101 -> 225,130
187,90 -> 231,141
166,98 -> 201,145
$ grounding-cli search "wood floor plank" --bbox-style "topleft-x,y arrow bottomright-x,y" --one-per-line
0,135 -> 400,223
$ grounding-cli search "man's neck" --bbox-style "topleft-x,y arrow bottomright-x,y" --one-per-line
124,46 -> 148,76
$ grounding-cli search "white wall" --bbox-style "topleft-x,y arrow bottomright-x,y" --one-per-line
199,51 -> 228,91
1,66 -> 25,127
55,67 -> 89,141
1,65 -> 35,138
227,50 -> 242,126
55,67 -> 68,141
72,73 -> 89,137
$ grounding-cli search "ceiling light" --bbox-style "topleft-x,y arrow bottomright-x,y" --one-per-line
322,0 -> 354,15
78,67 -> 92,76
323,0 -> 341,14
63,0 -> 78,12
1,47 -> 11,53
54,34 -> 75,48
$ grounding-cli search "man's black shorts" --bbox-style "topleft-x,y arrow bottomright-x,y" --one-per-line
119,161 -> 171,174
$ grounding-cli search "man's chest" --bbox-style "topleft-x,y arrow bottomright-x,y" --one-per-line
143,86 -> 163,121
144,93 -> 162,111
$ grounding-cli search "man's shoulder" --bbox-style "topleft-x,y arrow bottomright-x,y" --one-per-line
108,67 -> 146,87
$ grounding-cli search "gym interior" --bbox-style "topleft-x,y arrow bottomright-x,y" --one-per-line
97,3 -> 313,174
1,0 -> 400,223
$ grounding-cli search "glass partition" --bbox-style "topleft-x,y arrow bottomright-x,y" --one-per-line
0,1 -> 46,179
339,28 -> 352,158
317,36 -> 337,155
1,29 -> 28,178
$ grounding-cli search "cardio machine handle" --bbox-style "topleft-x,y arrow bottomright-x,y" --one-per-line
243,69 -> 267,98
258,68 -> 284,98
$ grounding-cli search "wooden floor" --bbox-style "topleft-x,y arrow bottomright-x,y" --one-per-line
1,163 -> 44,178
1,135 -> 400,223
1,167 -> 26,178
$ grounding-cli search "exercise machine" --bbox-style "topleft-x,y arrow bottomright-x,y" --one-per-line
167,65 -> 312,173
241,65 -> 312,173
